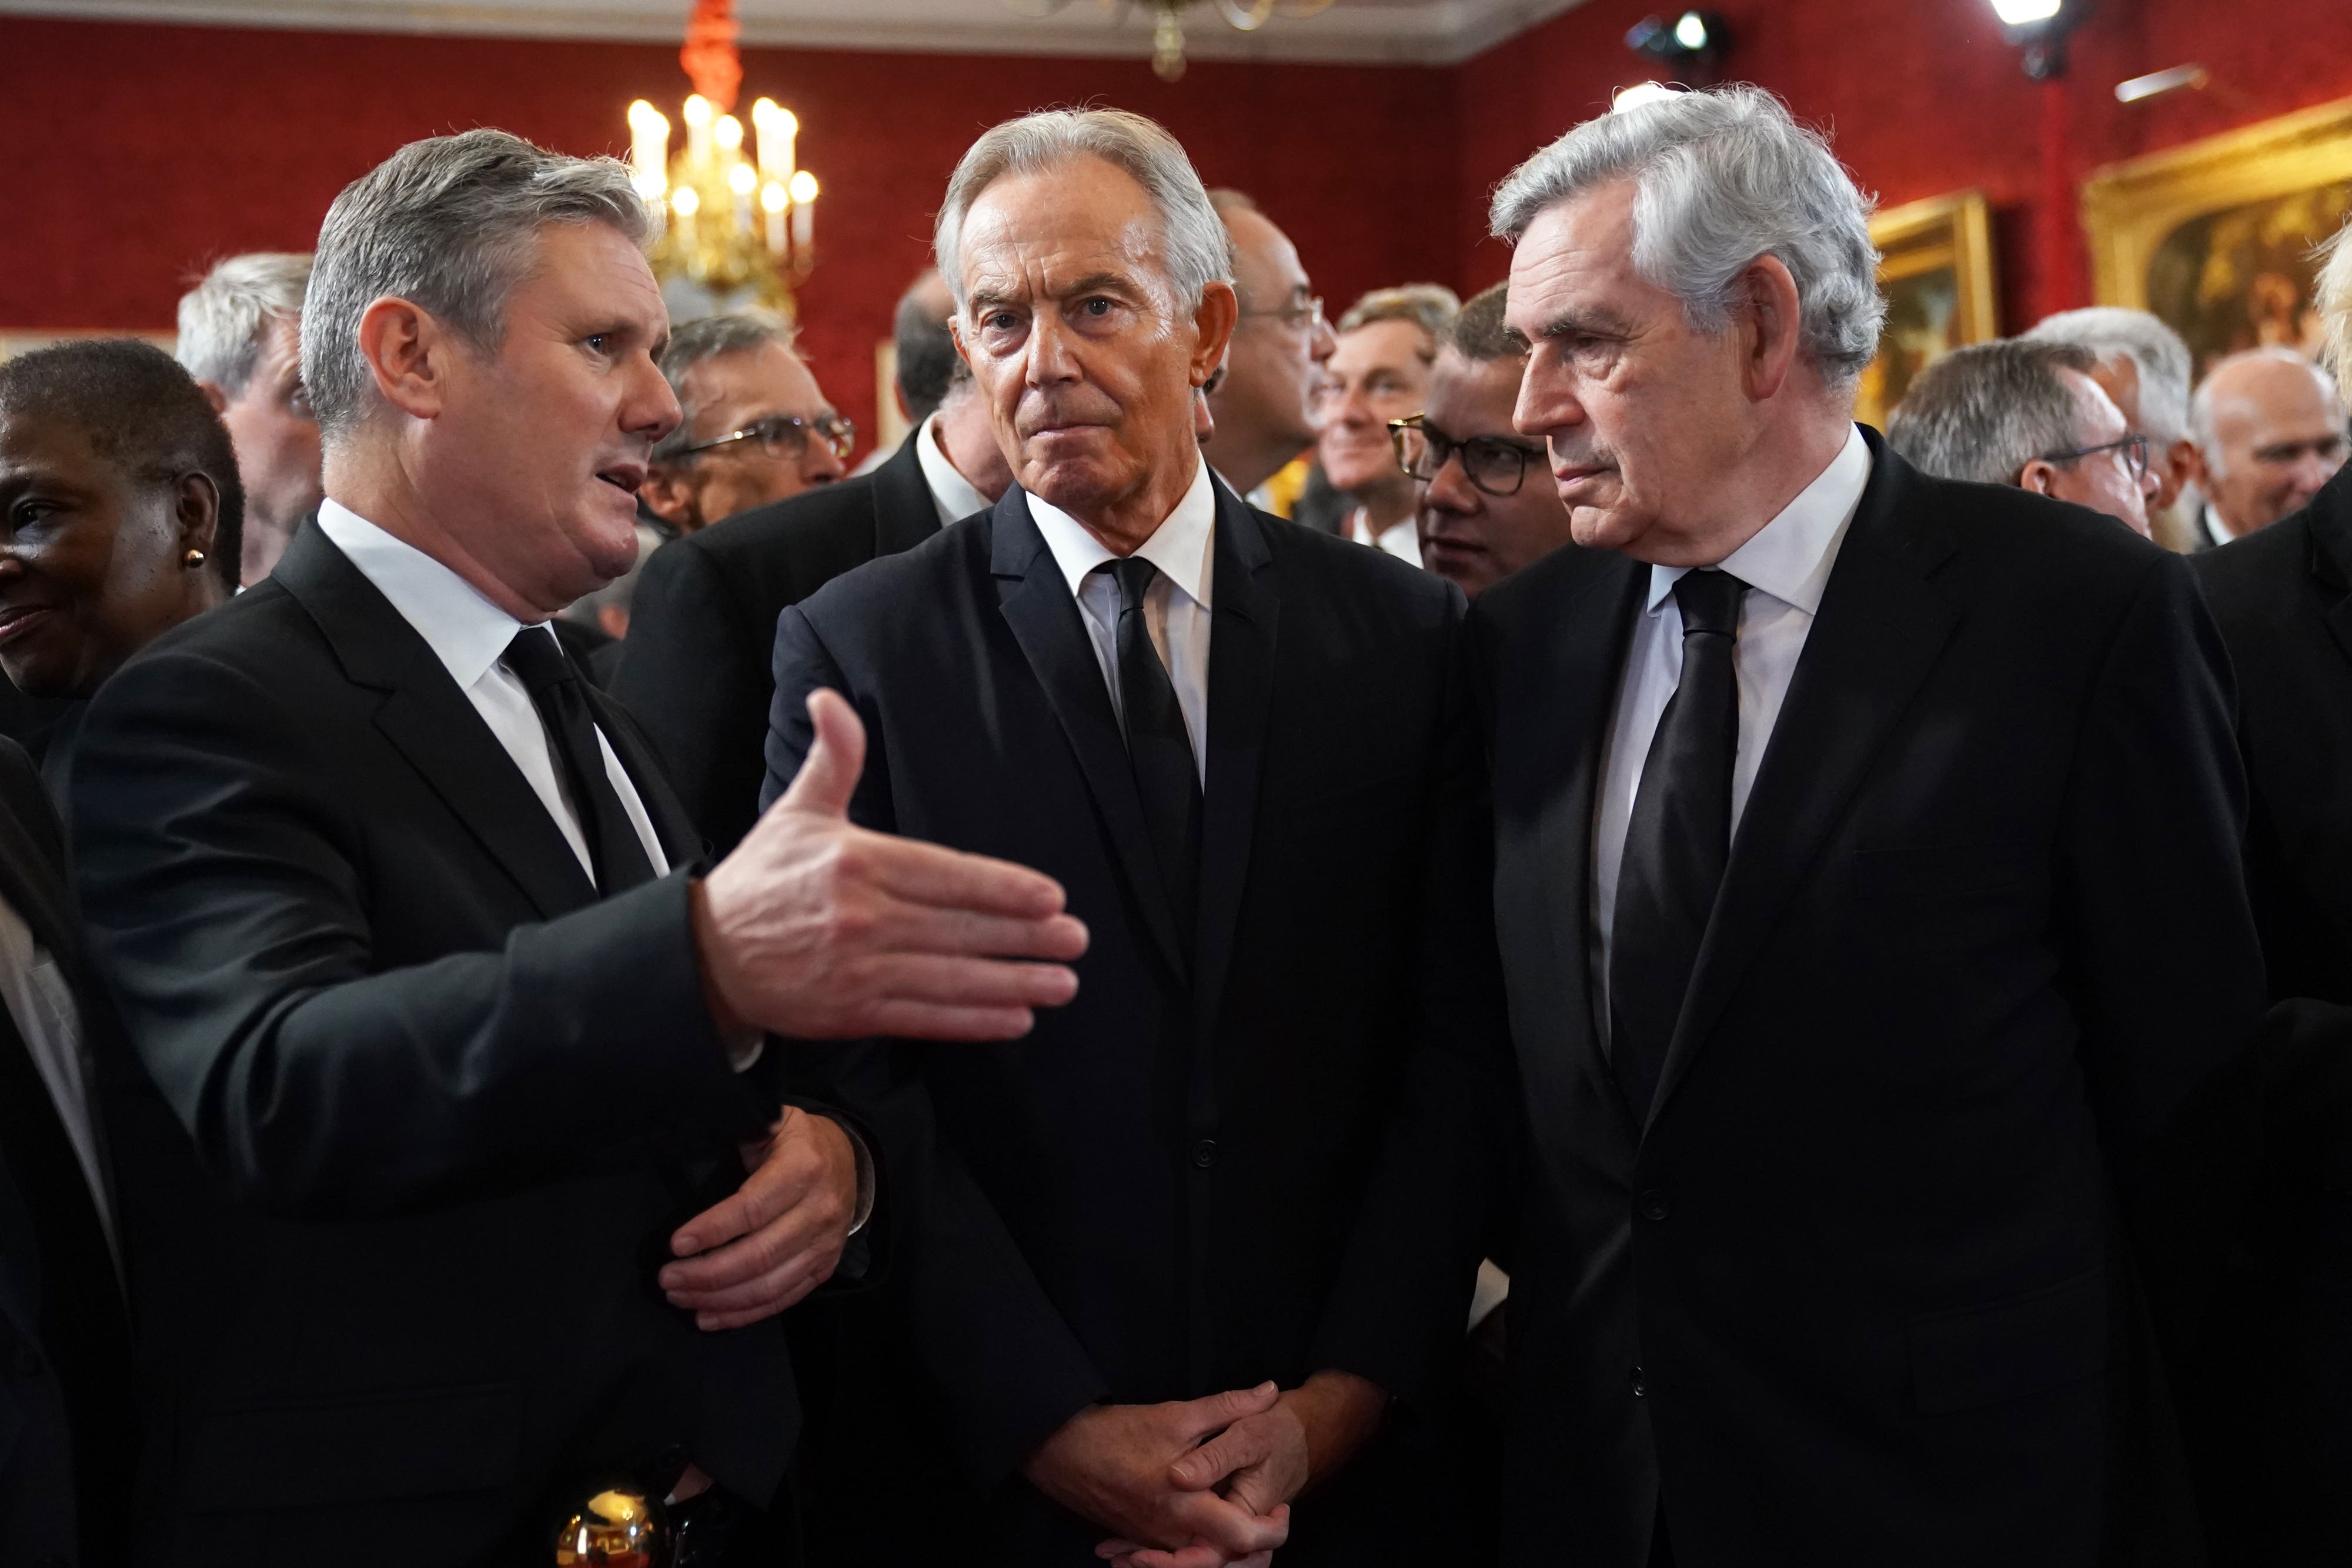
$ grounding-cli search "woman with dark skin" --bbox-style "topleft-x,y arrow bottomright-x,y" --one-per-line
0,340 -> 242,781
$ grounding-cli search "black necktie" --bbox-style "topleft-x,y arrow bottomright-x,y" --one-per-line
1609,568 -> 1747,1119
502,627 -> 657,895
1104,557 -> 1202,950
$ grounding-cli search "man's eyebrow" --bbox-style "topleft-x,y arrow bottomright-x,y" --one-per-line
1057,271 -> 1138,299
1531,309 -> 1633,341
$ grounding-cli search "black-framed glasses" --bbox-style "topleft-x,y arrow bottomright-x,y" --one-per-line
1238,296 -> 1325,333
1389,414 -> 1543,497
2040,432 -> 2150,483
676,412 -> 856,463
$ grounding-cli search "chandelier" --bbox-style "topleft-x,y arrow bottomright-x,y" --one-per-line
625,0 -> 817,313
1000,0 -> 1338,83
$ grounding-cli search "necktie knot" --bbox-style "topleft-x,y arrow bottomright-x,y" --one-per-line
1673,569 -> 1746,640
1108,556 -> 1158,616
501,626 -> 576,695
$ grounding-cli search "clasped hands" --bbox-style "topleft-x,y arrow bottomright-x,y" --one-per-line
1021,1370 -> 1388,1568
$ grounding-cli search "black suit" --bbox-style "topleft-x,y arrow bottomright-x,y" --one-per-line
1471,433 -> 2262,1566
763,482 -> 1514,1563
613,437 -> 941,854
2189,466 -> 2352,1005
0,738 -> 133,1566
61,522 -> 800,1565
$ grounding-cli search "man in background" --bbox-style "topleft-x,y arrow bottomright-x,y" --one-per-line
1887,337 -> 2159,536
2190,346 -> 2347,544
1405,281 -> 1572,596
2026,307 -> 2201,550
640,310 -> 850,534
1202,190 -> 1335,506
1317,285 -> 1456,564
616,276 -> 1014,852
177,252 -> 320,584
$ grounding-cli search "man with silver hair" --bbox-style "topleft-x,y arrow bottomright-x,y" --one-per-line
764,105 -> 1511,1566
2186,222 -> 2352,1564
1886,336 -> 2159,536
65,128 -> 1087,1564
1474,85 -> 2258,1567
2024,306 -> 2201,547
639,309 -> 849,533
177,251 -> 322,583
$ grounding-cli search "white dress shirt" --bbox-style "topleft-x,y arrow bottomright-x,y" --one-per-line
911,412 -> 994,527
1591,425 -> 1873,1018
316,501 -> 669,885
1028,456 -> 1217,782
1348,506 -> 1424,566
0,896 -> 115,1264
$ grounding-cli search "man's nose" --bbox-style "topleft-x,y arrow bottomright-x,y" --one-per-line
1515,363 -> 1578,442
1025,316 -> 1081,385
1426,452 -> 1481,514
632,356 -> 683,445
806,437 -> 848,484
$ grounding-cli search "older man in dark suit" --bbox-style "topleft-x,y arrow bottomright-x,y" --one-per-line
61,128 -> 1085,1566
1474,87 -> 2261,1567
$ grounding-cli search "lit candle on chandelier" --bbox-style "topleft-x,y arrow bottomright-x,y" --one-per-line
753,99 -> 797,196
729,159 -> 757,237
761,179 -> 788,256
671,183 -> 700,252
626,100 -> 670,200
681,94 -> 714,169
789,170 -> 817,256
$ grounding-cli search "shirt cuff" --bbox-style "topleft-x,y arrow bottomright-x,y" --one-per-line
839,1118 -> 876,1236
723,1031 -> 764,1073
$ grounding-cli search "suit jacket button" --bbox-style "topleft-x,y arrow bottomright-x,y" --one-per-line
1191,1139 -> 1218,1169
1631,1365 -> 1647,1398
1637,1189 -> 1671,1222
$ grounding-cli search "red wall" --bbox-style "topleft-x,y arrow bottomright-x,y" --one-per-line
0,16 -> 1458,457
1453,0 -> 2352,331
9,2 -> 2352,446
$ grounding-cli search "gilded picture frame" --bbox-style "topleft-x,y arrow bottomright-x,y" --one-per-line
1856,190 -> 1999,430
2082,95 -> 2352,380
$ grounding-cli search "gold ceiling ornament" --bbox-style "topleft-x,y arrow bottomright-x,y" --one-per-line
626,0 -> 818,315
998,0 -> 1339,82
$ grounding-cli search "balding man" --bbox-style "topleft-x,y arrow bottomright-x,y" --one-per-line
2190,347 -> 2348,544
764,107 -> 1511,1566
1202,190 -> 1335,504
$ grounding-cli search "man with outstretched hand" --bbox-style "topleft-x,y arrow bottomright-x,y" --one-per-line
61,129 -> 1084,1567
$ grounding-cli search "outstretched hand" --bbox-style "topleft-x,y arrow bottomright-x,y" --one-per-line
696,688 -> 1088,1041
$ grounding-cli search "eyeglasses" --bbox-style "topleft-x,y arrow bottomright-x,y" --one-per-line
1238,296 -> 1325,333
676,412 -> 856,463
2040,433 -> 2149,483
1389,414 -> 1544,497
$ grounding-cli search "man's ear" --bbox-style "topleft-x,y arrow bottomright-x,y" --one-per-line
2016,459 -> 2062,498
354,295 -> 455,422
640,463 -> 696,530
1190,280 -> 1240,388
1735,254 -> 1805,403
173,472 -> 222,558
195,380 -> 230,416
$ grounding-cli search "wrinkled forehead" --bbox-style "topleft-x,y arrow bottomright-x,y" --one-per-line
1502,184 -> 1649,336
957,159 -> 1169,309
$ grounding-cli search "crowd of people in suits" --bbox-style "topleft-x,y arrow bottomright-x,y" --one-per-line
0,77 -> 2348,1568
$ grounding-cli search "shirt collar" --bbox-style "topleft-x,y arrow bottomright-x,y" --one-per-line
1646,423 -> 1872,615
315,497 -> 533,690
913,412 -> 993,526
1027,454 -> 1216,611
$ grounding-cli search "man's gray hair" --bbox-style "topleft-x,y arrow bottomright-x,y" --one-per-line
1337,284 -> 1461,359
2314,218 -> 2352,390
2188,346 -> 2343,475
1488,85 -> 1884,386
934,108 -> 1233,313
1885,338 -> 2097,485
2024,306 -> 2193,444
652,310 -> 798,461
177,252 -> 312,400
302,128 -> 650,444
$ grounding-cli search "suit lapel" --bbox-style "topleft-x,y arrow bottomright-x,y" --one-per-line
988,491 -> 1188,979
273,524 -> 599,920
1191,486 -> 1277,1036
585,686 -> 709,867
871,434 -> 947,555
1647,444 -> 1962,1128
1495,553 -> 1648,1165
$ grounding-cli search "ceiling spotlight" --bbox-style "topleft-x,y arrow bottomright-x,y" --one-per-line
1988,0 -> 2088,80
1625,11 -> 1730,83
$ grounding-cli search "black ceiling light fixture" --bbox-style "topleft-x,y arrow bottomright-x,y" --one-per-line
1989,0 -> 2090,81
1624,11 -> 1732,86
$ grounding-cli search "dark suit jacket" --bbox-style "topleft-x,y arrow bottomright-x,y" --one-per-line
61,522 -> 800,1566
763,482 -> 1515,1564
613,436 -> 942,854
1472,432 -> 2263,1567
2189,465 -> 2352,1005
0,738 -> 133,1566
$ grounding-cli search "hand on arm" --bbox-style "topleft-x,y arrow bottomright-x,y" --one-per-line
1021,1386 -> 1293,1563
1097,1372 -> 1390,1568
694,689 -> 1088,1043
